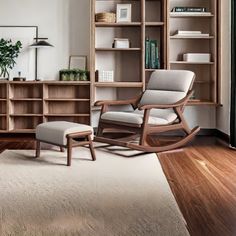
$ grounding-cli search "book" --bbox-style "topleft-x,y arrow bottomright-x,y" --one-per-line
155,45 -> 160,69
149,40 -> 156,69
145,37 -> 150,68
172,7 -> 207,12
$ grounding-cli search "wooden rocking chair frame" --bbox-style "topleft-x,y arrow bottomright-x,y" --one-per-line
94,90 -> 200,153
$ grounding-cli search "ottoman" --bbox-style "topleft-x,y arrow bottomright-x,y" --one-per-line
35,121 -> 96,166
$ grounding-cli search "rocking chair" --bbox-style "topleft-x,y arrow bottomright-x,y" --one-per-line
94,70 -> 200,153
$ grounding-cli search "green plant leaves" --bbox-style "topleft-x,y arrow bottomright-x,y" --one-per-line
0,38 -> 22,78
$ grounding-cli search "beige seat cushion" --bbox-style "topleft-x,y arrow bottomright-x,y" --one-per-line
36,121 -> 94,146
101,109 -> 177,126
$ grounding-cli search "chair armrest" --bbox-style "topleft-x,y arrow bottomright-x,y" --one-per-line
138,90 -> 193,110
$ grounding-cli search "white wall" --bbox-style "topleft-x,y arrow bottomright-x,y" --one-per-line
0,0 -> 90,80
216,0 -> 231,134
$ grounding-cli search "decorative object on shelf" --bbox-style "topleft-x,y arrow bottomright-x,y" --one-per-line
116,4 -> 132,23
112,38 -> 130,49
30,37 -> 53,80
0,39 -> 22,80
183,53 -> 211,63
95,13 -> 116,23
96,70 -> 114,82
59,69 -> 89,81
173,30 -> 210,37
145,37 -> 160,69
69,55 -> 87,70
13,71 -> 26,81
171,7 -> 207,12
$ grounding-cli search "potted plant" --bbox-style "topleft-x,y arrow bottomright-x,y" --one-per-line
0,39 -> 22,80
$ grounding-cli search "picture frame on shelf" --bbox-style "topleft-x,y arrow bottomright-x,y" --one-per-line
69,55 -> 87,70
116,4 -> 132,23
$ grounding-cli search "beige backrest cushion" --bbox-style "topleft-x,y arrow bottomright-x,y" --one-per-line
139,70 -> 195,106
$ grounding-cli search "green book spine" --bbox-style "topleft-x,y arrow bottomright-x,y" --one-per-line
149,40 -> 157,69
145,38 -> 150,68
155,45 -> 160,69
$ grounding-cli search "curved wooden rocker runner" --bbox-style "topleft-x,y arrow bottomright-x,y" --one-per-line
94,70 -> 200,153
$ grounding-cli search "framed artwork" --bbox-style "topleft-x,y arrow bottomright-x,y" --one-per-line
0,26 -> 38,80
69,55 -> 87,70
116,4 -> 132,23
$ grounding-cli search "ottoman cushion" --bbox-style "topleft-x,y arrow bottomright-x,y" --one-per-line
36,121 -> 93,146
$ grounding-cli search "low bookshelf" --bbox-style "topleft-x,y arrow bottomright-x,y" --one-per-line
0,81 -> 91,133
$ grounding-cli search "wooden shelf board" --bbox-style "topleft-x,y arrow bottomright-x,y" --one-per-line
187,100 -> 218,106
10,98 -> 43,101
9,129 -> 35,133
170,61 -> 214,65
145,69 -> 157,72
145,22 -> 165,26
170,36 -> 214,39
0,114 -> 7,117
95,82 -> 143,88
45,81 -> 90,85
45,98 -> 90,102
0,98 -> 7,101
44,114 -> 90,117
194,80 -> 214,84
95,48 -> 141,51
10,114 -> 43,117
95,22 -> 141,27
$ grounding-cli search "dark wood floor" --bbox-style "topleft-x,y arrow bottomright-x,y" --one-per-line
0,135 -> 236,236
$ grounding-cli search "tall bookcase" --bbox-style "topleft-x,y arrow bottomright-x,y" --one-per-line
167,0 -> 220,105
90,0 -> 167,103
91,0 -> 220,106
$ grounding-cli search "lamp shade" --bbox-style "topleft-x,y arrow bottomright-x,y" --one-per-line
30,38 -> 53,48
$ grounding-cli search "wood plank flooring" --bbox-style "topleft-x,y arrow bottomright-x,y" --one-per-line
0,135 -> 236,236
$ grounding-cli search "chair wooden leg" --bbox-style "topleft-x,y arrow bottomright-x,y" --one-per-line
88,135 -> 96,161
96,125 -> 103,137
60,147 -> 65,152
35,140 -> 40,158
67,137 -> 72,166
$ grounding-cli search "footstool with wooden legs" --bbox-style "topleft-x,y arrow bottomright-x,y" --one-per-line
35,121 -> 96,166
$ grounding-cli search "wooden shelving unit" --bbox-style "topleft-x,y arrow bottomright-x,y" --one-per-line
91,0 -> 167,103
167,0 -> 220,105
0,81 -> 91,133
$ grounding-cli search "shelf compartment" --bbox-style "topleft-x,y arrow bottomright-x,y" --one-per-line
95,0 -> 141,22
9,83 -> 43,99
10,101 -> 43,115
0,101 -> 7,114
9,116 -> 43,130
46,116 -> 90,125
0,84 -> 7,99
96,27 -> 141,49
0,116 -> 7,131
145,22 -> 165,26
46,85 -> 90,99
45,101 -> 90,114
146,0 -> 162,22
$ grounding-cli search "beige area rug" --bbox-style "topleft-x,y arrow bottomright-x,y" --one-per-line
0,144 -> 189,236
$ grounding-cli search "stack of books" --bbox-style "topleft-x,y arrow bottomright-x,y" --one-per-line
145,38 -> 160,69
173,30 -> 210,37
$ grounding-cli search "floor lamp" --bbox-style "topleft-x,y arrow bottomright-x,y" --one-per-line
30,37 -> 53,80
